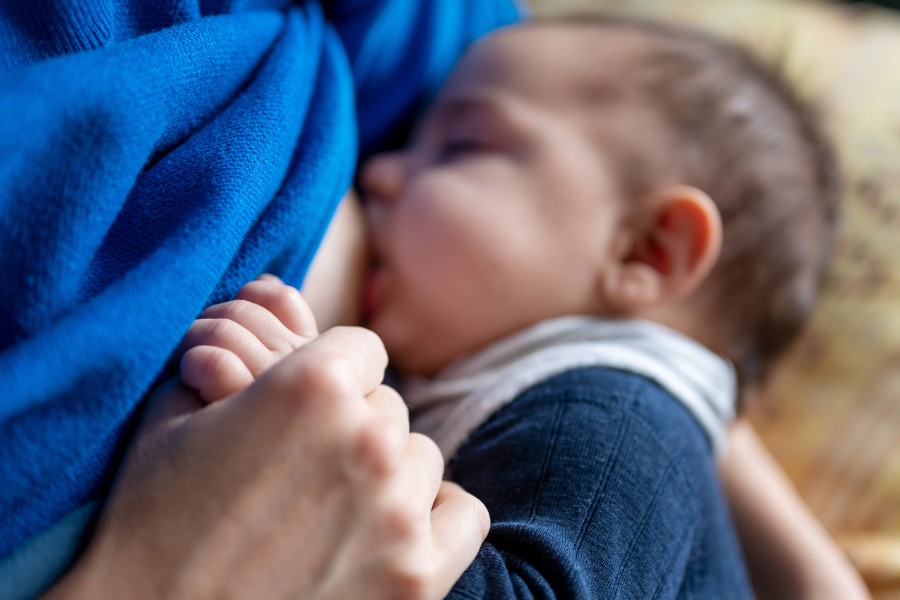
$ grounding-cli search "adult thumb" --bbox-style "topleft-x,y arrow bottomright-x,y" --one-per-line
136,376 -> 205,437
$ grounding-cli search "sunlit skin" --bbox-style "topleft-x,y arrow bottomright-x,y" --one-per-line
171,24 -> 872,600
361,27 -> 664,376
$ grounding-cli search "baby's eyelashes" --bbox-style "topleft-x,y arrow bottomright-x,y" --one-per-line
437,138 -> 495,162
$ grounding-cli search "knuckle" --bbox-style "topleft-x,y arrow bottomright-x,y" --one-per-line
186,318 -> 238,349
202,298 -> 248,318
461,494 -> 491,541
384,556 -> 438,600
284,333 -> 307,353
373,385 -> 410,428
206,317 -> 237,342
239,279 -> 268,295
271,330 -> 306,356
201,347 -> 233,378
410,432 -> 443,467
334,325 -> 387,356
349,418 -> 397,479
288,352 -> 356,400
377,503 -> 418,541
249,279 -> 308,317
376,383 -> 404,406
182,345 -> 216,377
354,326 -> 386,352
473,497 -> 490,539
198,300 -> 226,317
222,298 -> 253,316
258,346 -> 363,428
272,281 -> 304,309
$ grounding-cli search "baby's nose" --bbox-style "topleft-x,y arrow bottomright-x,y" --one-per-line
360,152 -> 405,205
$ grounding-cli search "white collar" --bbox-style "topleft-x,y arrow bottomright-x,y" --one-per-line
403,316 -> 736,460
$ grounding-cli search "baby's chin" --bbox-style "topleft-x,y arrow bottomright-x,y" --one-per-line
391,355 -> 448,379
382,326 -> 499,379
377,332 -> 454,379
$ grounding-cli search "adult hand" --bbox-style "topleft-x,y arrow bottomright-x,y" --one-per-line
47,327 -> 489,600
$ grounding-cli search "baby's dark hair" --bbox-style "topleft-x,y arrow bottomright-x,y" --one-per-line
532,16 -> 843,398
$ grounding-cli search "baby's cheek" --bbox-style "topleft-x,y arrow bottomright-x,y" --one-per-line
302,190 -> 370,330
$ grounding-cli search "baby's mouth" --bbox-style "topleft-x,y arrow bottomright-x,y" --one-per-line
362,260 -> 384,323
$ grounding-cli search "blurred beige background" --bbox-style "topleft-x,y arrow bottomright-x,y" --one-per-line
524,0 -> 900,597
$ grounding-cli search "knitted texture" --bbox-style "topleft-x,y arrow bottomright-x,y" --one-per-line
0,0 -> 520,558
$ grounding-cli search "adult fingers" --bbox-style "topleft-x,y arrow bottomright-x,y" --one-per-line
265,326 -> 388,402
236,276 -> 318,339
240,326 -> 390,456
180,345 -> 254,403
138,377 -> 206,436
343,385 -> 411,479
399,433 -> 446,509
200,299 -> 304,355
429,481 -> 491,595
180,318 -> 273,376
365,384 -> 410,439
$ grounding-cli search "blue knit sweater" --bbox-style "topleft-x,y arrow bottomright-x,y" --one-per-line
0,0 -> 520,560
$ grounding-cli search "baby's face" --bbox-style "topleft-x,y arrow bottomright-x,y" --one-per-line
361,25 -> 662,375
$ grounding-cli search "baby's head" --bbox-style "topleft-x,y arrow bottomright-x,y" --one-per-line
361,18 -> 840,396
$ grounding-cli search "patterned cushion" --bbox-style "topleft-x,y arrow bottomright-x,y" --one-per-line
528,0 -> 900,595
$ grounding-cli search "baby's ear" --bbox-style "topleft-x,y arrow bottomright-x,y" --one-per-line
603,185 -> 722,311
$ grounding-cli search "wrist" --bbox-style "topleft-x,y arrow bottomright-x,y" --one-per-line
43,547 -> 115,600
46,538 -> 197,600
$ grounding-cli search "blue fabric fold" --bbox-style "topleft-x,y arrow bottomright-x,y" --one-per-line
328,0 -> 525,156
0,0 -> 521,563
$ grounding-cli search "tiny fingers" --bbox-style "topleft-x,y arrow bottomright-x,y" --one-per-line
236,276 -> 318,339
176,277 -> 315,401
200,299 -> 305,356
181,318 -> 274,377
180,345 -> 254,403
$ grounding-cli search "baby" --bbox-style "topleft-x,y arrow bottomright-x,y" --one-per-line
179,17 -> 842,598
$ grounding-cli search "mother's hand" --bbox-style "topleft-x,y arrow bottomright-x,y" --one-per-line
48,327 -> 488,600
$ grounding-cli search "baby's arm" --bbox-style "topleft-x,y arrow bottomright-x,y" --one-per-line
447,368 -> 751,598
720,419 -> 871,599
179,275 -> 319,403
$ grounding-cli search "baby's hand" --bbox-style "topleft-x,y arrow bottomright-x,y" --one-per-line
179,274 -> 319,403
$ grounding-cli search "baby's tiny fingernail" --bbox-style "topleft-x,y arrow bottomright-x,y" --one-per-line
257,273 -> 282,282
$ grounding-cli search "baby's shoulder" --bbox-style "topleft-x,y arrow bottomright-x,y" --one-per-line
450,367 -> 732,568
452,366 -> 717,497
507,366 -> 712,457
